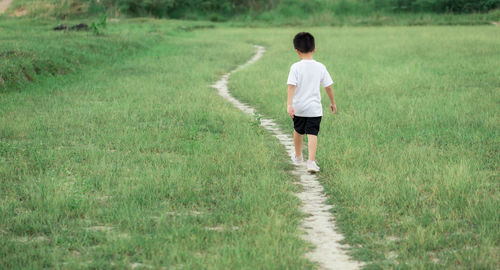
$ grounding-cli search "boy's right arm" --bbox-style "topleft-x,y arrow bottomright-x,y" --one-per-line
287,84 -> 296,118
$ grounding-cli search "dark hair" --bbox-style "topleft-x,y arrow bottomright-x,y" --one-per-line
293,32 -> 315,53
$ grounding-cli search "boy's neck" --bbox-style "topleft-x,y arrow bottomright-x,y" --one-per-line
298,51 -> 314,60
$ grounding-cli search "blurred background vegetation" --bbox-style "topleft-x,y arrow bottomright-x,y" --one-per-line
7,0 -> 500,22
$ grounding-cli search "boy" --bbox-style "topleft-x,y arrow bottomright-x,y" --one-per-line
287,32 -> 337,173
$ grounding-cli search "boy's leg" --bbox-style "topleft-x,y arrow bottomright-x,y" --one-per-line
304,117 -> 321,161
307,134 -> 317,161
293,116 -> 305,158
294,130 -> 303,157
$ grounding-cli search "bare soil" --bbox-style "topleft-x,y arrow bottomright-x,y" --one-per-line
0,0 -> 13,14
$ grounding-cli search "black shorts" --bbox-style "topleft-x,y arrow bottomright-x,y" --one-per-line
293,116 -> 322,136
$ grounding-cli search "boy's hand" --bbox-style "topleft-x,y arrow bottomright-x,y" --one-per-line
330,103 -> 337,114
287,105 -> 295,118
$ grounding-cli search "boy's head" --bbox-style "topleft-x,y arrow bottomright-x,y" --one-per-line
293,32 -> 315,53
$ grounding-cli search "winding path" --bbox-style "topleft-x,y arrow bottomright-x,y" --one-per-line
0,0 -> 13,14
212,45 -> 363,270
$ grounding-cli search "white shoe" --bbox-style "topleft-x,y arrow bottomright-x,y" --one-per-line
307,160 -> 320,173
291,153 -> 303,165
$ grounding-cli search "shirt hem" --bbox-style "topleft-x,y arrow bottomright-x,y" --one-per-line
294,114 -> 323,117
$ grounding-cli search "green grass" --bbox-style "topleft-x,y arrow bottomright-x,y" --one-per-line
232,9 -> 500,27
0,19 -> 312,269
0,18 -> 152,92
0,18 -> 218,92
227,26 -> 500,269
1,17 -> 499,269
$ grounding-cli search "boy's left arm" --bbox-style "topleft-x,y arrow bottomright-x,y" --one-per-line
325,85 -> 337,114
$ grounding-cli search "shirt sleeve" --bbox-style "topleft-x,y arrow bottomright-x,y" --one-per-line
287,64 -> 298,85
321,66 -> 334,87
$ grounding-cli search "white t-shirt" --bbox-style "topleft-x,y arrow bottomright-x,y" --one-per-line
287,59 -> 333,117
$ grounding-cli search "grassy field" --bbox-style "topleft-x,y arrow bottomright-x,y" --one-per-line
0,17 -> 154,92
228,26 -> 500,269
1,17 -> 499,269
232,10 -> 500,27
0,19 -> 312,269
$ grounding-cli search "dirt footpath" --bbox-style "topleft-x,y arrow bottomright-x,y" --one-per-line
0,0 -> 13,14
213,45 -> 363,270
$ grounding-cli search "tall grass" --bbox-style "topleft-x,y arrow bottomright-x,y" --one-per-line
0,18 -> 156,92
228,26 -> 500,269
1,18 -> 498,269
233,9 -> 500,26
0,19 -> 312,269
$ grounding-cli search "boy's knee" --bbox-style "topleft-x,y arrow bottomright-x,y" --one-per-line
294,130 -> 304,136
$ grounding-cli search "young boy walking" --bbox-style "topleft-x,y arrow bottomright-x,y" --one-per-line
287,32 -> 337,173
